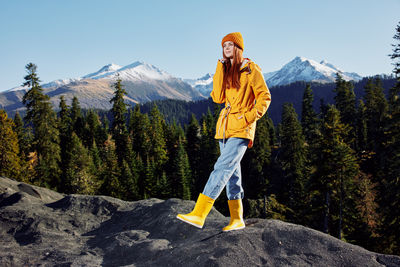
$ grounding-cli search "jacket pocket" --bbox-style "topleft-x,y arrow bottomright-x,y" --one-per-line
228,112 -> 248,133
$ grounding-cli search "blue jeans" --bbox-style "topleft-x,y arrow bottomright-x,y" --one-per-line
202,137 -> 249,200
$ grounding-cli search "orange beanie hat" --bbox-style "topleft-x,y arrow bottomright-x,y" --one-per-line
221,32 -> 244,51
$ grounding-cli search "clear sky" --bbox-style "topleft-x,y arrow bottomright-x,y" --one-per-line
0,0 -> 399,91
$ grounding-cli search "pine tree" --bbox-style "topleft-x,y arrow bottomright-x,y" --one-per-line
185,114 -> 201,196
70,96 -> 85,141
301,84 -> 318,144
22,63 -> 61,190
156,171 -> 170,199
278,103 -> 307,223
164,120 -> 181,196
89,140 -> 101,169
333,73 -> 357,147
148,104 -> 168,173
0,110 -> 21,179
85,109 -> 104,149
143,157 -> 156,199
119,158 -> 140,201
364,78 -> 388,150
170,136 -> 192,200
197,109 -> 219,199
242,113 -> 271,200
110,77 -> 130,166
129,105 -> 151,159
65,132 -> 99,194
380,20 -> 400,255
355,99 -> 368,154
98,138 -> 123,198
13,112 -> 29,158
308,105 -> 359,239
96,114 -> 109,149
58,95 -> 73,193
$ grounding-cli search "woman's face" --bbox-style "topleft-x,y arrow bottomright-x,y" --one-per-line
223,41 -> 234,59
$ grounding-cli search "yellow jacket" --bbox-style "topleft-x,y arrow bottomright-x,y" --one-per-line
210,59 -> 271,148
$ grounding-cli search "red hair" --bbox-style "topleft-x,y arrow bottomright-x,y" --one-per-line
222,45 -> 244,90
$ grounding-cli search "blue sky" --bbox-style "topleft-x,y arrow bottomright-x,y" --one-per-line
0,0 -> 399,91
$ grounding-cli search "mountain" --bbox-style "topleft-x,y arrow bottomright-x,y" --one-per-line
0,57 -> 366,114
189,56 -> 363,96
184,73 -> 213,97
264,56 -> 363,87
1,176 -> 399,266
0,61 -> 205,113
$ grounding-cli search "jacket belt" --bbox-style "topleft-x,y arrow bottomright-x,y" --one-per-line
218,102 -> 231,148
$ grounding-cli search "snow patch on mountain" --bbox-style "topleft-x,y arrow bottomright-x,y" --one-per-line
264,56 -> 362,87
184,73 -> 213,97
82,63 -> 122,79
82,61 -> 173,81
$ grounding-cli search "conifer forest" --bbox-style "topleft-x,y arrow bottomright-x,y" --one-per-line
1,22 -> 400,256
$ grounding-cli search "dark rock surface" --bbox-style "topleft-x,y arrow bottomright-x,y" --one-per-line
1,176 -> 399,267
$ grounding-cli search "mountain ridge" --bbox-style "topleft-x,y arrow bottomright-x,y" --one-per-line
0,61 -> 204,112
0,56 -> 366,114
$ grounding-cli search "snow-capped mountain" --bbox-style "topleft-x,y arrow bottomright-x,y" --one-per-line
0,57 -> 364,113
184,73 -> 213,97
82,62 -> 174,81
1,61 -> 204,113
187,56 -> 363,96
264,56 -> 362,87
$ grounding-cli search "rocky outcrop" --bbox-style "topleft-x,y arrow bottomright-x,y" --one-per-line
1,176 -> 399,267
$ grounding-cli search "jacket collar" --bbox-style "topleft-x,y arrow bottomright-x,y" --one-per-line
240,58 -> 251,70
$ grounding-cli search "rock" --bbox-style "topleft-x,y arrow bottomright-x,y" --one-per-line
0,176 -> 399,266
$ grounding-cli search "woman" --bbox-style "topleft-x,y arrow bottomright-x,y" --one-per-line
177,32 -> 271,231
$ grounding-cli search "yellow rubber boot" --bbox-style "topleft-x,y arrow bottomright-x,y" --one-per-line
223,199 -> 245,232
176,193 -> 215,228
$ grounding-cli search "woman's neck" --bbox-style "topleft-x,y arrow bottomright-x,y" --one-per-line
230,58 -> 243,64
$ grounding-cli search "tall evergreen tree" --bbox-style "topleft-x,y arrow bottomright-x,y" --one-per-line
185,113 -> 201,196
381,21 -> 400,255
13,112 -> 29,159
362,78 -> 388,178
85,109 -> 103,149
148,104 -> 168,174
301,84 -> 318,144
278,103 -> 307,223
355,99 -> 368,154
22,63 -> 61,190
98,138 -> 123,198
110,77 -> 130,166
65,132 -> 98,194
333,73 -> 357,146
164,120 -> 183,197
197,109 -> 219,199
129,105 -> 151,159
363,78 -> 388,149
119,158 -> 140,201
242,113 -> 271,200
70,96 -> 85,141
308,105 -> 359,239
143,157 -> 156,199
170,136 -> 192,200
58,95 -> 73,193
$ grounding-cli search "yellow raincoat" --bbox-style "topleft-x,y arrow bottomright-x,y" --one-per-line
210,59 -> 271,148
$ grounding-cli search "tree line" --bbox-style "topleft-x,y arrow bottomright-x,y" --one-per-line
1,22 -> 400,257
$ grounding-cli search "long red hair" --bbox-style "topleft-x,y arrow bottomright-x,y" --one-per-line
222,45 -> 244,90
